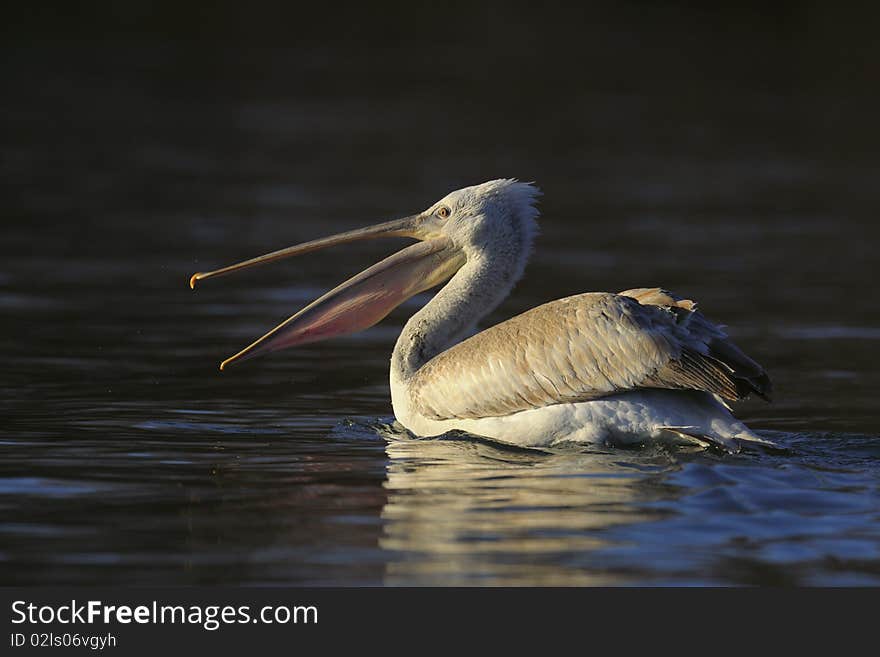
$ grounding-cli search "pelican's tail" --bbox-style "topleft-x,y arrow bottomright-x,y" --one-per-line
655,390 -> 777,453
660,425 -> 776,453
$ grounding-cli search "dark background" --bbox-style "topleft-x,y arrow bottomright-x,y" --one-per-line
2,2 -> 879,586
4,0 -> 878,427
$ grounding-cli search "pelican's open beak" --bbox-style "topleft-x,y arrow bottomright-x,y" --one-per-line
189,214 -> 464,369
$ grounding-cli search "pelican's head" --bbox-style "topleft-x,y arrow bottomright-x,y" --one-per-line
189,179 -> 541,369
424,179 -> 540,254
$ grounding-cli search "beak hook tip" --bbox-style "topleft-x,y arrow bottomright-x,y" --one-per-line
189,273 -> 201,290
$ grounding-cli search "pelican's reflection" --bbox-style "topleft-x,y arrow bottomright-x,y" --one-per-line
379,433 -> 682,585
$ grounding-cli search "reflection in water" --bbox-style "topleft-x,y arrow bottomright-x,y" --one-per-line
371,425 -> 880,586
380,430 -> 677,585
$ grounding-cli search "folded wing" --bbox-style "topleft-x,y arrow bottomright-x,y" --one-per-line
408,288 -> 771,420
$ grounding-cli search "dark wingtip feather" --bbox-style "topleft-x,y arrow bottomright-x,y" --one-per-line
746,372 -> 773,402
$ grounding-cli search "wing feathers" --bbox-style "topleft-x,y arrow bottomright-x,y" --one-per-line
409,288 -> 771,420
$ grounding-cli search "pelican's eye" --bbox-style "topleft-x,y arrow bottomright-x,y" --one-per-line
435,206 -> 451,219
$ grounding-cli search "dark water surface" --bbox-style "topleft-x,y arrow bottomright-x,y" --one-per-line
2,5 -> 879,585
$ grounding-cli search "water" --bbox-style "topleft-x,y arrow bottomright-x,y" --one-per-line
2,5 -> 880,585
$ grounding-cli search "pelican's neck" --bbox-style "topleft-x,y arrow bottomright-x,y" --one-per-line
390,248 -> 523,382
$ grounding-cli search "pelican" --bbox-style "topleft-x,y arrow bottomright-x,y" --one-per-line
190,179 -> 772,452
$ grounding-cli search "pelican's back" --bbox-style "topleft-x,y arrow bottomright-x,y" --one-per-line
408,288 -> 770,421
